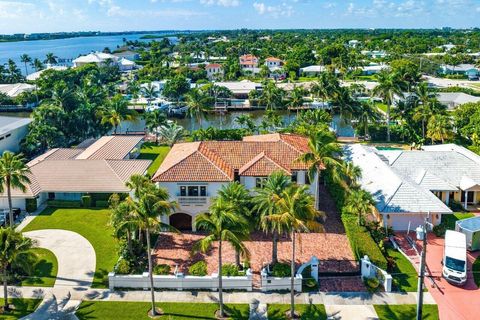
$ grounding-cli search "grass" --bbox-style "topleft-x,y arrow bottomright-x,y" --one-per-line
138,143 -> 170,176
0,298 -> 41,319
442,212 -> 475,231
386,245 -> 418,292
375,102 -> 388,113
22,207 -> 117,288
76,301 -> 249,320
374,304 -> 439,320
20,248 -> 58,287
267,304 -> 327,320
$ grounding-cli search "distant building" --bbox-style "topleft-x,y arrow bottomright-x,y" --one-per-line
0,116 -> 32,153
213,80 -> 262,98
0,83 -> 35,98
73,52 -> 136,72
113,50 -> 140,61
361,50 -> 388,59
437,92 -> 480,110
26,65 -> 68,81
439,64 -> 479,80
360,63 -> 389,75
205,63 -> 224,80
240,54 -> 260,74
348,40 -> 360,47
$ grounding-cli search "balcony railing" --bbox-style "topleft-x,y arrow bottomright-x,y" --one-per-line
177,196 -> 208,205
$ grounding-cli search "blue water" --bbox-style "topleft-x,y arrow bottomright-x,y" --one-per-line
0,33 -> 178,71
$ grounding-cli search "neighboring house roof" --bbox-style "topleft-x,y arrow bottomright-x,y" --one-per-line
266,57 -> 282,62
26,66 -> 68,81
300,65 -> 327,73
3,135 -> 150,198
0,83 -> 35,98
213,80 -> 261,95
119,58 -> 135,66
345,144 -> 452,214
239,54 -> 258,65
73,52 -> 118,64
436,92 -> 480,109
0,116 -> 32,135
206,63 -> 222,69
441,64 -> 479,72
153,133 -> 312,182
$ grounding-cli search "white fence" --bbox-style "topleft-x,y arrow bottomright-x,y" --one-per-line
260,269 -> 302,292
108,270 -> 253,291
361,256 -> 392,292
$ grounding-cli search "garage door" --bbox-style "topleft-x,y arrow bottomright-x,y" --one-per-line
389,214 -> 426,231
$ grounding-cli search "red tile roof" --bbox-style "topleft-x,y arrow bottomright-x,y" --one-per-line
206,63 -> 222,69
153,133 -> 314,182
266,57 -> 282,62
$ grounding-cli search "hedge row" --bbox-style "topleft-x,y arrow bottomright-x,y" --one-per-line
342,215 -> 388,270
47,200 -> 82,208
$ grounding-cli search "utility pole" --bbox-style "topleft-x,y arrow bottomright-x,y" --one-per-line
417,215 -> 432,320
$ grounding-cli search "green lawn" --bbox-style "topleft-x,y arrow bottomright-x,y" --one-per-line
386,245 -> 418,292
473,256 -> 480,287
20,248 -> 58,287
267,304 -> 327,320
22,208 -> 117,288
374,304 -> 439,320
0,299 -> 41,319
76,301 -> 249,320
138,143 -> 170,176
442,212 -> 475,231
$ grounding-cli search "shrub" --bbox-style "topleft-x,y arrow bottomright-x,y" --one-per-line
305,278 -> 317,288
115,258 -> 130,274
81,195 -> 92,208
47,200 -> 81,208
189,261 -> 207,276
25,198 -> 37,213
342,215 -> 388,270
364,277 -> 380,293
95,200 -> 109,208
222,264 -> 240,277
271,263 -> 291,277
153,264 -> 171,275
433,224 -> 447,237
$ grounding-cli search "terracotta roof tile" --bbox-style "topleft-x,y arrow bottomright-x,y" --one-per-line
239,152 -> 291,176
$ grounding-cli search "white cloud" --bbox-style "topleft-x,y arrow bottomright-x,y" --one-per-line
0,1 -> 36,19
253,2 -> 293,18
200,0 -> 240,7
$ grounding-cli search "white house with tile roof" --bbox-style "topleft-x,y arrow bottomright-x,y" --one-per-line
0,116 -> 32,153
0,135 -> 150,211
152,133 -> 319,231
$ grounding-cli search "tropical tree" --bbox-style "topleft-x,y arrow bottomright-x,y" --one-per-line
355,100 -> 381,138
44,53 -> 58,65
235,114 -> 256,132
99,94 -> 137,134
0,228 -> 34,311
20,54 -> 32,76
127,81 -> 141,100
260,81 -> 284,110
345,189 -> 375,226
267,184 -> 323,319
193,197 -> 250,318
427,114 -> 453,144
32,58 -> 44,72
0,152 -> 31,227
110,201 -> 136,255
141,83 -> 158,106
185,88 -> 210,130
124,181 -> 177,317
412,83 -> 439,140
297,129 -> 343,208
144,109 -> 167,143
156,122 -> 185,147
372,71 -> 405,142
253,171 -> 292,264
341,162 -> 362,190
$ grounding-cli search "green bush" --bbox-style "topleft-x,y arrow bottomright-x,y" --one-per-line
25,198 -> 37,213
433,224 -> 447,237
342,215 -> 388,270
364,277 -> 380,293
115,258 -> 130,274
271,263 -> 291,277
47,200 -> 81,208
153,264 -> 171,275
222,264 -> 240,277
95,200 -> 109,208
189,261 -> 207,276
305,278 -> 317,288
81,195 -> 92,207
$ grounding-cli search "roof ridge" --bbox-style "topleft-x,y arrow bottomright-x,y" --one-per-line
152,146 -> 200,180
103,159 -> 126,185
198,143 -> 233,180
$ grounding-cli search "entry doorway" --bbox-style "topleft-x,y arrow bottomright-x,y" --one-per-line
169,213 -> 193,231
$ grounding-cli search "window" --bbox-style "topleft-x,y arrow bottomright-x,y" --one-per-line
5,134 -> 10,138
291,171 -> 298,183
256,177 -> 267,188
200,186 -> 207,197
180,185 -> 207,197
188,186 -> 199,197
180,186 -> 186,197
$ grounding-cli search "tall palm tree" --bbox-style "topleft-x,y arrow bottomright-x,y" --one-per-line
355,100 -> 381,138
267,185 -> 323,319
99,94 -> 138,134
32,58 -> 44,72
0,152 -> 31,227
413,82 -> 438,140
0,228 -> 34,311
427,114 -> 453,144
142,83 -> 158,107
261,81 -> 284,111
20,54 -> 32,77
345,189 -> 375,226
253,171 -> 292,264
193,197 -> 250,318
372,71 -> 405,142
235,114 -> 256,132
44,53 -> 58,65
144,110 -> 167,143
127,81 -> 141,100
297,129 -> 343,209
185,89 -> 210,131
156,122 -> 185,147
342,162 -> 362,191
125,182 -> 176,317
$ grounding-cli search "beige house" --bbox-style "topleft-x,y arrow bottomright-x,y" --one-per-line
205,63 -> 224,80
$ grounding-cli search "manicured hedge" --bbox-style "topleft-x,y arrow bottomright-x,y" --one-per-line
25,198 -> 37,213
342,215 -> 387,270
47,200 -> 81,208
95,200 -> 109,208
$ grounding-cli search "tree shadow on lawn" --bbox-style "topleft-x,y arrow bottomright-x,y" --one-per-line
268,303 -> 327,320
22,258 -> 55,285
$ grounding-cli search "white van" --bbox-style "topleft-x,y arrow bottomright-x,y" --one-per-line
443,230 -> 467,285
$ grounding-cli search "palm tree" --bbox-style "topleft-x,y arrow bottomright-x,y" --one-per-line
142,83 -> 158,107
0,228 -> 34,311
0,152 -> 31,227
185,89 -> 210,131
297,129 -> 343,209
427,114 -> 453,144
32,58 -> 44,72
44,53 -> 58,65
372,71 -> 405,142
342,162 -> 362,190
144,110 -> 167,143
156,122 -> 185,147
99,95 -> 138,134
110,201 -> 136,255
345,189 -> 375,226
267,184 -> 323,319
125,182 -> 176,317
253,172 -> 292,264
260,81 -> 284,110
127,81 -> 141,100
412,82 -> 437,140
235,114 -> 256,132
193,197 -> 250,318
20,54 -> 32,76
355,100 -> 381,138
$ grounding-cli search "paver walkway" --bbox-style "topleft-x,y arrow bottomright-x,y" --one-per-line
325,305 -> 378,320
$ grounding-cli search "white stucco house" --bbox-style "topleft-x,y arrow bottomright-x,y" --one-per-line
205,63 -> 224,80
345,143 -> 480,230
152,133 -> 319,231
0,135 -> 150,212
73,52 -> 136,72
0,116 -> 32,153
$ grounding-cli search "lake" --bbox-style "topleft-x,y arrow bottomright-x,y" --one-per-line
0,33 -> 178,71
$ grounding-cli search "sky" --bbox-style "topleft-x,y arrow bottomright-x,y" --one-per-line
0,0 -> 479,34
